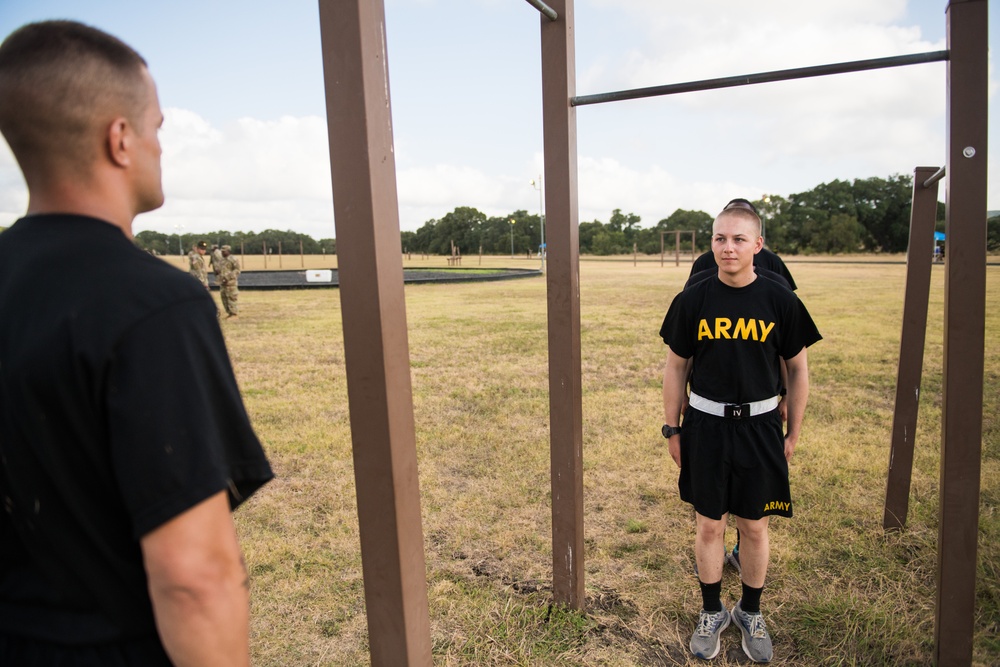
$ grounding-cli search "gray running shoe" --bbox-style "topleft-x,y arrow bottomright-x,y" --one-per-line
726,547 -> 741,575
689,608 -> 730,660
731,601 -> 773,663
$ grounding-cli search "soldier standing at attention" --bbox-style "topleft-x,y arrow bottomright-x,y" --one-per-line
660,199 -> 821,662
219,245 -> 241,319
188,240 -> 209,289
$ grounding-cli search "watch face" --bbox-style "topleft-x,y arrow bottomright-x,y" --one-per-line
661,424 -> 680,438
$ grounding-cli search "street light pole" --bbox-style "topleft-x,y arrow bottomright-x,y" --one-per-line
530,175 -> 544,271
174,224 -> 185,256
509,218 -> 515,258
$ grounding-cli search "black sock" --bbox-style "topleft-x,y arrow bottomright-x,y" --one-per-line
699,579 -> 723,612
741,582 -> 763,614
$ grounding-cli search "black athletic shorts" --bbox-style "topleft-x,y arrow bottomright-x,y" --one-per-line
677,406 -> 792,521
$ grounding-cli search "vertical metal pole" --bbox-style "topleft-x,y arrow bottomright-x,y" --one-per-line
936,1 -> 987,664
540,0 -> 584,609
539,175 -> 546,271
318,1 -> 432,664
674,230 -> 680,267
883,166 -> 939,530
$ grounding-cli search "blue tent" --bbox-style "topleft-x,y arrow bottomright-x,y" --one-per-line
934,231 -> 946,241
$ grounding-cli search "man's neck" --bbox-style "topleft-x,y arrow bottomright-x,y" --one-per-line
26,185 -> 134,239
717,268 -> 757,288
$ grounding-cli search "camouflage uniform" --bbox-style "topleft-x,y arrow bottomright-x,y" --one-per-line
219,251 -> 241,317
210,247 -> 224,276
188,249 -> 208,288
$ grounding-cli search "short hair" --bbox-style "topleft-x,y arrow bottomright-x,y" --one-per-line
0,21 -> 149,173
715,197 -> 762,237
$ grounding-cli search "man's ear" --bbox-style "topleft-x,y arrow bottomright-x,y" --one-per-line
106,117 -> 131,168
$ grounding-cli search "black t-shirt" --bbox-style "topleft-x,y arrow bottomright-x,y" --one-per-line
660,275 -> 821,403
690,247 -> 797,291
0,215 -> 273,646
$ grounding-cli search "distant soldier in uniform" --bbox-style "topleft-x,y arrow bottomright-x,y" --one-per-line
188,240 -> 208,289
210,243 -> 224,277
219,245 -> 240,318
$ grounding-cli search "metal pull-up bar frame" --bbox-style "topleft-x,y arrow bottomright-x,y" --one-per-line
524,0 -> 558,22
319,1 -> 986,664
572,50 -> 950,106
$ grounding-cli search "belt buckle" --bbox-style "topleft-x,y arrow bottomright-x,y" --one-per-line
724,403 -> 751,419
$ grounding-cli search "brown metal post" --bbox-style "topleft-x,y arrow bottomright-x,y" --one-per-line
674,230 -> 680,267
300,239 -> 305,267
936,1 -> 987,664
540,0 -> 584,609
660,232 -> 664,267
690,231 -> 695,261
883,166 -> 939,530
263,242 -> 267,269
278,241 -> 283,268
318,1 -> 432,665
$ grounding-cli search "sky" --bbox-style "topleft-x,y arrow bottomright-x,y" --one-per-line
0,0 -> 997,240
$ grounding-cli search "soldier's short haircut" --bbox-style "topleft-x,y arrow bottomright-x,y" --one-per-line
0,21 -> 149,174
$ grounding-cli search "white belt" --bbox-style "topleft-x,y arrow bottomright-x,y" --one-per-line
689,392 -> 779,419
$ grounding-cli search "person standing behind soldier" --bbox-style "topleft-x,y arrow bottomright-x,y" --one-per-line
188,240 -> 209,289
660,199 -> 821,662
210,243 -> 224,278
219,245 -> 240,318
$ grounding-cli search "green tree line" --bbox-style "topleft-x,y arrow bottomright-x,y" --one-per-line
134,229 -> 336,256
403,175 -> 958,256
123,173 -> 1000,257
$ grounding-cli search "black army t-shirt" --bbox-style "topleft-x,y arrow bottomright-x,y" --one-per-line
660,275 -> 821,404
0,215 -> 273,647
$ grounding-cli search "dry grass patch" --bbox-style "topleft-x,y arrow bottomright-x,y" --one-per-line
221,261 -> 998,666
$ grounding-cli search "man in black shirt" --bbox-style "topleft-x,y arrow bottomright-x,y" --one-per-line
660,200 -> 821,662
0,21 -> 272,666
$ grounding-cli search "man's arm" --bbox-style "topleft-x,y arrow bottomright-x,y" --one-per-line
141,491 -> 251,667
662,349 -> 692,467
782,348 -> 810,461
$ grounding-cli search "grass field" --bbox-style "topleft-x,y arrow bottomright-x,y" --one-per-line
206,257 -> 998,666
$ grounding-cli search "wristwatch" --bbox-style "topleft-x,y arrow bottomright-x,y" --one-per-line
661,424 -> 682,438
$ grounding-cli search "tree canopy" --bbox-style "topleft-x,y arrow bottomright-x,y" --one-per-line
128,173 -> 1000,257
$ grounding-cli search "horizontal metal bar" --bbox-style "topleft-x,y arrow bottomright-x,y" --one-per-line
572,50 -> 949,107
923,166 -> 946,188
524,0 -> 557,21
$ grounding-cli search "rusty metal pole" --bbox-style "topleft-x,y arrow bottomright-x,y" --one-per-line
317,1 -> 432,664
935,1 -> 987,664
883,166 -> 940,531
539,0 -> 584,609
674,230 -> 680,267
